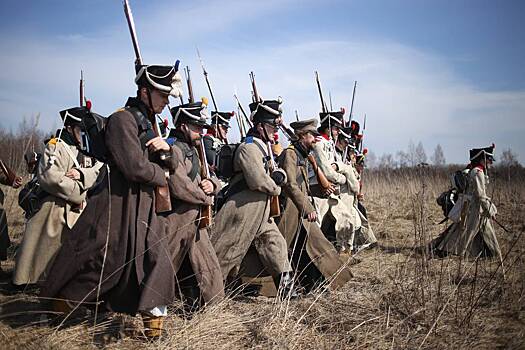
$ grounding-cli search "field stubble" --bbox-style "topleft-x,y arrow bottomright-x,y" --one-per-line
0,166 -> 523,349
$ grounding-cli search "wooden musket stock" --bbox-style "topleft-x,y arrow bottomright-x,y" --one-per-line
197,139 -> 212,228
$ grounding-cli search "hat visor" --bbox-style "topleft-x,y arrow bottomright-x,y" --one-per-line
338,129 -> 352,139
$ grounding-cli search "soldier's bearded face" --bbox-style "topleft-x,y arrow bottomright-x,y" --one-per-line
302,132 -> 316,150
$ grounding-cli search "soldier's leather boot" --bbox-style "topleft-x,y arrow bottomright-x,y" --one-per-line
273,271 -> 299,300
142,314 -> 164,339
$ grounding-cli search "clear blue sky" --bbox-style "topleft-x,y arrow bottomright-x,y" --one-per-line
1,0 -> 524,163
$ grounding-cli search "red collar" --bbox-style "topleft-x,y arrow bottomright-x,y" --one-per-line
320,132 -> 330,140
475,164 -> 485,171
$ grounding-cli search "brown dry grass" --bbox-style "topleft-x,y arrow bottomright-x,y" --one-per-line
1,166 -> 524,349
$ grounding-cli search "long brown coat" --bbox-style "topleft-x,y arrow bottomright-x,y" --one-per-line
41,100 -> 176,314
13,138 -> 102,285
277,145 -> 352,290
164,136 -> 224,304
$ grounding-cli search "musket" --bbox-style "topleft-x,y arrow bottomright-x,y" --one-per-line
0,159 -> 16,186
196,48 -> 218,111
329,91 -> 333,111
197,138 -> 213,228
80,70 -> 85,107
184,66 -> 195,104
250,72 -> 280,217
295,110 -> 299,122
233,93 -> 253,129
315,71 -> 327,113
348,81 -> 357,126
123,0 -> 171,213
360,113 -> 366,153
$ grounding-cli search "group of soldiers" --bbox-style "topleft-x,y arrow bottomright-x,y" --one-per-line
0,59 -> 505,339
0,58 -> 379,337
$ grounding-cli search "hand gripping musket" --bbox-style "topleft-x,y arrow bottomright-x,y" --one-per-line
0,159 -> 16,186
250,72 -> 280,218
123,0 -> 171,213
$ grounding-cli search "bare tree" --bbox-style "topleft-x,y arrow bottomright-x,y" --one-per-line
500,148 -> 520,167
431,144 -> 446,166
379,153 -> 397,169
407,140 -> 417,166
415,141 -> 427,164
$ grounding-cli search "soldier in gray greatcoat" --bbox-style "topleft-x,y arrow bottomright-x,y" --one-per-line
211,98 -> 297,299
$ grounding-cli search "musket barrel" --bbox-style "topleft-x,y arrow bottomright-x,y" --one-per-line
123,0 -> 143,65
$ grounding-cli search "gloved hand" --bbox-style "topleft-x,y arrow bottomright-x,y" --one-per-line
271,168 -> 287,186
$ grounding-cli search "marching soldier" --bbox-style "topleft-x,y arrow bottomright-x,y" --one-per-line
334,131 -> 378,252
431,144 -> 501,259
352,150 -> 377,250
41,63 -> 182,337
309,110 -> 356,255
202,110 -> 232,170
0,159 -> 22,278
164,100 -> 224,308
13,107 -> 102,286
277,119 -> 353,292
211,98 -> 297,299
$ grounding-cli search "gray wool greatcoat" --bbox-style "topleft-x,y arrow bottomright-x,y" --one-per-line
434,166 -> 502,259
277,145 -> 353,289
164,138 -> 224,304
211,135 -> 292,280
41,105 -> 177,314
13,138 -> 102,285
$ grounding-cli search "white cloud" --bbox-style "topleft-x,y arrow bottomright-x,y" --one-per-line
0,3 -> 523,164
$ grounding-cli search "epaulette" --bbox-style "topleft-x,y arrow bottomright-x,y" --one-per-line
115,107 -> 127,113
48,137 -> 57,145
245,136 -> 254,144
287,145 -> 295,150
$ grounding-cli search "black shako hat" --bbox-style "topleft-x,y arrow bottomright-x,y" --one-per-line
319,110 -> 344,129
59,106 -> 90,127
170,101 -> 210,127
211,111 -> 234,129
470,143 -> 495,162
135,62 -> 182,97
249,98 -> 282,126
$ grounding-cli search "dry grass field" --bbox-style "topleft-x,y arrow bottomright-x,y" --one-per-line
0,166 -> 524,349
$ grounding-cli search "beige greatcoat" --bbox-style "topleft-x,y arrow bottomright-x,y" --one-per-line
309,138 -> 355,249
278,145 -> 352,290
211,135 -> 291,280
164,136 -> 224,304
13,138 -> 102,285
434,166 -> 501,258
335,160 -> 377,248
